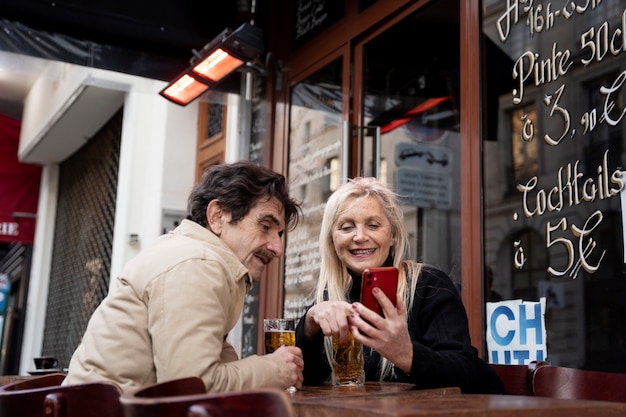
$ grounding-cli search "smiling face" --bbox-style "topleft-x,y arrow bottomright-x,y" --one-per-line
208,196 -> 285,282
331,195 -> 395,275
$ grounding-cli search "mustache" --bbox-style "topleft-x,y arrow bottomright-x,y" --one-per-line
256,249 -> 276,264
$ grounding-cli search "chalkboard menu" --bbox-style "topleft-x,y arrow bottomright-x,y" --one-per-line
482,0 -> 626,370
249,75 -> 267,164
293,0 -> 344,49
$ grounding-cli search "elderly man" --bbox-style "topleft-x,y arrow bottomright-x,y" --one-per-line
63,161 -> 303,393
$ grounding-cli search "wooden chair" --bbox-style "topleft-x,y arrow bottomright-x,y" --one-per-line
531,365 -> 626,403
0,374 -> 123,417
490,360 -> 549,395
132,376 -> 206,398
41,383 -> 123,417
121,377 -> 294,417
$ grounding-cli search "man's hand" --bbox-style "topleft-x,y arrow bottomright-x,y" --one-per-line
273,345 -> 304,389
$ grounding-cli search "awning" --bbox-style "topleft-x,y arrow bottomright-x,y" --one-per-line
0,114 -> 41,244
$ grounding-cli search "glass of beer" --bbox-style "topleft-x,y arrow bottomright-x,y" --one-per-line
264,318 -> 297,393
331,331 -> 365,386
263,318 -> 296,353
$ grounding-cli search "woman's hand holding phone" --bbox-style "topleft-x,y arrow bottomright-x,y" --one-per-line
360,267 -> 399,316
351,267 -> 413,373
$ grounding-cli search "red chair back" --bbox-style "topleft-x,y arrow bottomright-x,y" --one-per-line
132,376 -> 206,398
532,365 -> 626,403
490,364 -> 533,395
490,360 -> 548,396
0,376 -> 122,417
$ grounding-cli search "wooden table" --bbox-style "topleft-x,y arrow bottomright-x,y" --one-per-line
289,382 -> 626,416
291,382 -> 457,401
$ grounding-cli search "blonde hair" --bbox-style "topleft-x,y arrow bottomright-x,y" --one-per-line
315,177 -> 422,379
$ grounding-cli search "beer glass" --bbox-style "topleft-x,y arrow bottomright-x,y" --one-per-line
331,331 -> 365,386
263,318 -> 296,353
264,318 -> 297,393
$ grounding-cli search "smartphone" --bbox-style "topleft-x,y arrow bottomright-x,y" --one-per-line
360,266 -> 399,316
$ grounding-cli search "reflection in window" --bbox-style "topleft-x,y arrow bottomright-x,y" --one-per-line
285,58 -> 343,319
360,0 -> 460,274
510,228 -> 546,300
323,157 -> 341,200
379,158 -> 388,186
329,158 -> 341,192
511,104 -> 538,183
586,0 -> 623,27
298,183 -> 307,204
304,121 -> 311,143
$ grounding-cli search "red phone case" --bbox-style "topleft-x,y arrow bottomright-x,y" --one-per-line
360,266 -> 399,316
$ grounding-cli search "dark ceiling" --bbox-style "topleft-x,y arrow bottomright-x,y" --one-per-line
0,0 -> 259,80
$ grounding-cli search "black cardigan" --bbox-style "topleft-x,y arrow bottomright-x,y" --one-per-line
295,264 -> 506,394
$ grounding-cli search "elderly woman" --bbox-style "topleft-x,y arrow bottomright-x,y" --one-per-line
295,177 -> 505,393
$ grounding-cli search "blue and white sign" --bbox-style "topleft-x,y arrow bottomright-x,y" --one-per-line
486,297 -> 547,365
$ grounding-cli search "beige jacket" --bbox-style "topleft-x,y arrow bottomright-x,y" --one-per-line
63,219 -> 291,393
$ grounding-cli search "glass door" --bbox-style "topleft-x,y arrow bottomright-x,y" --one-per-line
356,0 -> 462,279
282,0 -> 462,319
284,55 -> 348,319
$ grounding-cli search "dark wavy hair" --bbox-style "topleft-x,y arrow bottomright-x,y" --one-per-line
186,161 -> 301,231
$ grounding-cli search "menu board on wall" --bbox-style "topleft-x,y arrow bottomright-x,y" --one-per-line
249,75 -> 267,164
293,0 -> 344,48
